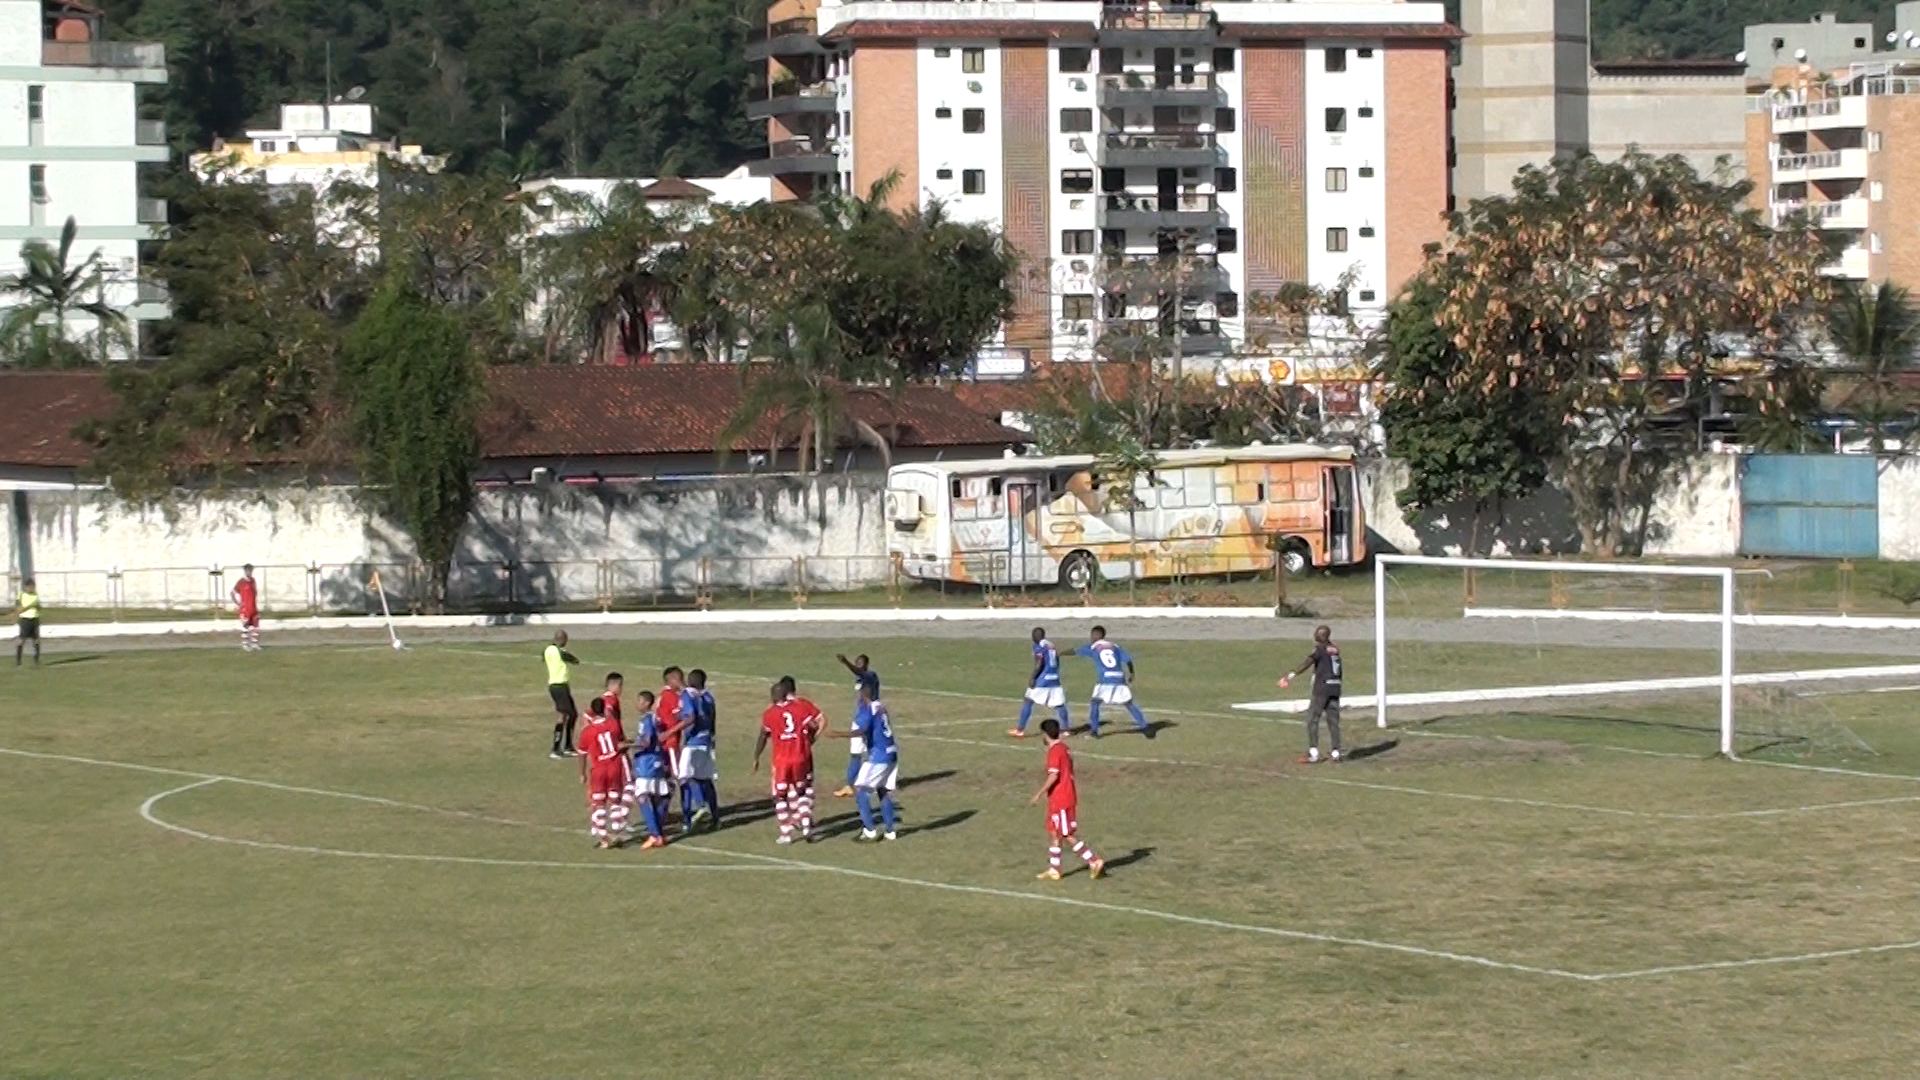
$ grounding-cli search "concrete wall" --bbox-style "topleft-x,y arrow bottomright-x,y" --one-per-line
1587,74 -> 1749,179
1878,458 -> 1920,561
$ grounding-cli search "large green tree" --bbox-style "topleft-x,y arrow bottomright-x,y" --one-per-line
1429,152 -> 1834,557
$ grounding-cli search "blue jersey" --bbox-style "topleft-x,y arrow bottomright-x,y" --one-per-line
853,668 -> 880,704
856,701 -> 898,765
631,714 -> 671,779
1031,639 -> 1062,688
1077,640 -> 1132,685
684,688 -> 717,748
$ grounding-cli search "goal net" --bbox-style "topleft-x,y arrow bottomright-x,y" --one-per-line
1241,555 -> 1905,762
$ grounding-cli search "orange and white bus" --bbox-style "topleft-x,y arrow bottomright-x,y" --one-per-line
885,446 -> 1365,589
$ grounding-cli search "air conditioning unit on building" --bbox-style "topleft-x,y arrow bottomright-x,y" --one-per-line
1056,320 -> 1078,333
1069,136 -> 1086,153
885,490 -> 924,525
1071,78 -> 1087,91
1070,259 -> 1088,273
968,80 -> 983,93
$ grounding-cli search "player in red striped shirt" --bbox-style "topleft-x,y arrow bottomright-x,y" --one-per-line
1030,717 -> 1105,880
231,564 -> 260,652
752,676 -> 823,844
578,697 -> 632,848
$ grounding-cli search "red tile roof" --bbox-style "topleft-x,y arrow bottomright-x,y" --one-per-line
0,372 -> 117,467
0,366 -> 1026,470
639,177 -> 714,200
945,362 -> 1153,419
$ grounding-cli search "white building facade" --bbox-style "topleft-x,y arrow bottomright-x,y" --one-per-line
0,0 -> 168,358
748,0 -> 1456,375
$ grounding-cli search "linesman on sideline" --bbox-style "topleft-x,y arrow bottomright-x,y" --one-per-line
11,576 -> 39,667
544,631 -> 583,758
1279,624 -> 1343,763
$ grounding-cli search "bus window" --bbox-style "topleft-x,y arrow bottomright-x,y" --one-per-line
1256,483 -> 1267,502
951,479 -> 963,499
1215,485 -> 1234,505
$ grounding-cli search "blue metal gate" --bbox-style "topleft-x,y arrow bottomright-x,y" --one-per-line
1739,454 -> 1879,558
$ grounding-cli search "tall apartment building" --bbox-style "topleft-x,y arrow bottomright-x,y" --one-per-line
0,0 -> 168,358
747,0 -> 1456,369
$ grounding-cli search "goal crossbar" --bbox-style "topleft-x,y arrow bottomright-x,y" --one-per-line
1374,555 -> 1738,757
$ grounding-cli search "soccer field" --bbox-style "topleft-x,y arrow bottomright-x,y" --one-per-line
6,625 -> 1920,1078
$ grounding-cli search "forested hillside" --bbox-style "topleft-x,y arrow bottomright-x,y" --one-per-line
103,0 -> 1895,179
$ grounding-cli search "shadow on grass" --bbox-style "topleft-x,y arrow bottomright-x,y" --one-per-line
40,654 -> 105,667
1344,739 -> 1398,761
1103,846 -> 1153,872
899,769 -> 956,789
900,809 -> 975,837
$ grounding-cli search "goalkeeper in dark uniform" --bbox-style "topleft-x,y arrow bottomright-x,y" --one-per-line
1279,624 -> 1343,763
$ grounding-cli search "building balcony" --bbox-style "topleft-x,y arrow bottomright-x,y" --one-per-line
962,347 -> 1032,380
1771,95 -> 1868,132
42,39 -> 167,71
1099,191 -> 1223,231
1101,317 -> 1229,357
747,138 -> 838,177
1823,245 -> 1872,279
1096,70 -> 1223,109
1098,4 -> 1219,47
1772,147 -> 1867,182
746,82 -> 839,121
1101,128 -> 1222,169
1102,254 -> 1227,293
1775,197 -> 1871,230
745,17 -> 826,60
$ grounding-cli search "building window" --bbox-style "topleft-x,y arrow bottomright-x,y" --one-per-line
1062,294 -> 1096,321
1872,181 -> 1886,201
1358,105 -> 1374,118
934,47 -> 952,58
1215,166 -> 1237,192
1101,228 -> 1126,252
1358,225 -> 1376,238
257,140 -> 278,153
1326,227 -> 1349,252
1771,37 -> 1784,50
1357,47 -> 1375,58
934,106 -> 952,119
1216,291 -> 1240,318
962,48 -> 985,73
963,169 -> 987,194
1062,229 -> 1095,254
1103,291 -> 1128,318
1216,227 -> 1237,253
1060,47 -> 1091,73
1325,48 -> 1347,73
29,164 -> 48,203
1100,167 -> 1126,192
1869,130 -> 1884,152
1325,107 -> 1347,133
1061,168 -> 1094,193
1872,232 -> 1885,254
1060,108 -> 1093,133
1358,165 -> 1375,178
27,85 -> 43,122
936,167 -> 954,180
1326,167 -> 1348,192
963,108 -> 986,133
1215,107 -> 1235,133
1213,47 -> 1235,72
1856,37 -> 1868,48
1100,48 -> 1124,74
1358,289 -> 1377,302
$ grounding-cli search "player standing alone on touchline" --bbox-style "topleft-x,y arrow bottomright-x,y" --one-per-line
1279,624 -> 1344,763
232,564 -> 261,652
828,681 -> 899,841
1010,626 -> 1069,738
832,652 -> 880,799
578,696 -> 632,849
1075,625 -> 1153,739
753,677 -> 823,844
11,577 -> 39,668
544,632 -> 582,758
1030,718 -> 1104,880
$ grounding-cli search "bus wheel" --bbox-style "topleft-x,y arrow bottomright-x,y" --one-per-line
1280,540 -> 1311,577
1059,551 -> 1097,591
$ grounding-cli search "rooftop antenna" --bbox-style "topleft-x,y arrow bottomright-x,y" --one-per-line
324,40 -> 333,129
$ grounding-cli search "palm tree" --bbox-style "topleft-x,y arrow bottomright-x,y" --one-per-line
0,216 -> 130,366
535,183 -> 674,363
1827,280 -> 1920,453
718,303 -> 893,473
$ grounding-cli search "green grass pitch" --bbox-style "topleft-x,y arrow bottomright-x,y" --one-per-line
6,628 -> 1920,1078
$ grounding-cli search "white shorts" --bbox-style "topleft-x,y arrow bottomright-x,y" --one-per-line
629,776 -> 673,798
854,760 -> 898,792
1025,686 -> 1066,708
1091,684 -> 1133,705
849,735 -> 866,756
676,745 -> 716,781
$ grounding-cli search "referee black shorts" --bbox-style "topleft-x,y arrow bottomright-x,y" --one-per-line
17,618 -> 38,641
548,684 -> 577,717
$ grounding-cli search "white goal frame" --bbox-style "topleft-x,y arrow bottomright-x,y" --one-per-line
1373,555 -> 1737,758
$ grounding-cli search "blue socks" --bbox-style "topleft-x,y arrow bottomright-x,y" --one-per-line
844,755 -> 861,785
1088,701 -> 1102,735
856,788 -> 876,830
1016,699 -> 1034,733
1127,702 -> 1148,730
880,794 -> 897,832
640,797 -> 663,838
697,779 -> 718,816
1054,704 -> 1069,730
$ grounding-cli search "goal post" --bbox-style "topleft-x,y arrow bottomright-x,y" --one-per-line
1372,555 -> 1738,758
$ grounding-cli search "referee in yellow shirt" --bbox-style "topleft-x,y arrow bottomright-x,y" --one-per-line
12,577 -> 39,667
545,630 -> 582,758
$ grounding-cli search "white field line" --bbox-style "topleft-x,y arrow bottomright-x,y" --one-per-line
38,605 -> 1281,641
1232,663 -> 1920,714
138,779 -> 797,872
14,744 -> 1919,982
1464,606 -> 1920,631
1797,683 -> 1920,698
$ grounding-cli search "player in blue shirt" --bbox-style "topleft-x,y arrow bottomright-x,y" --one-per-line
832,652 -> 881,799
1074,625 -> 1153,739
830,682 -> 900,841
628,690 -> 691,848
1011,626 -> 1070,738
679,669 -> 720,832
